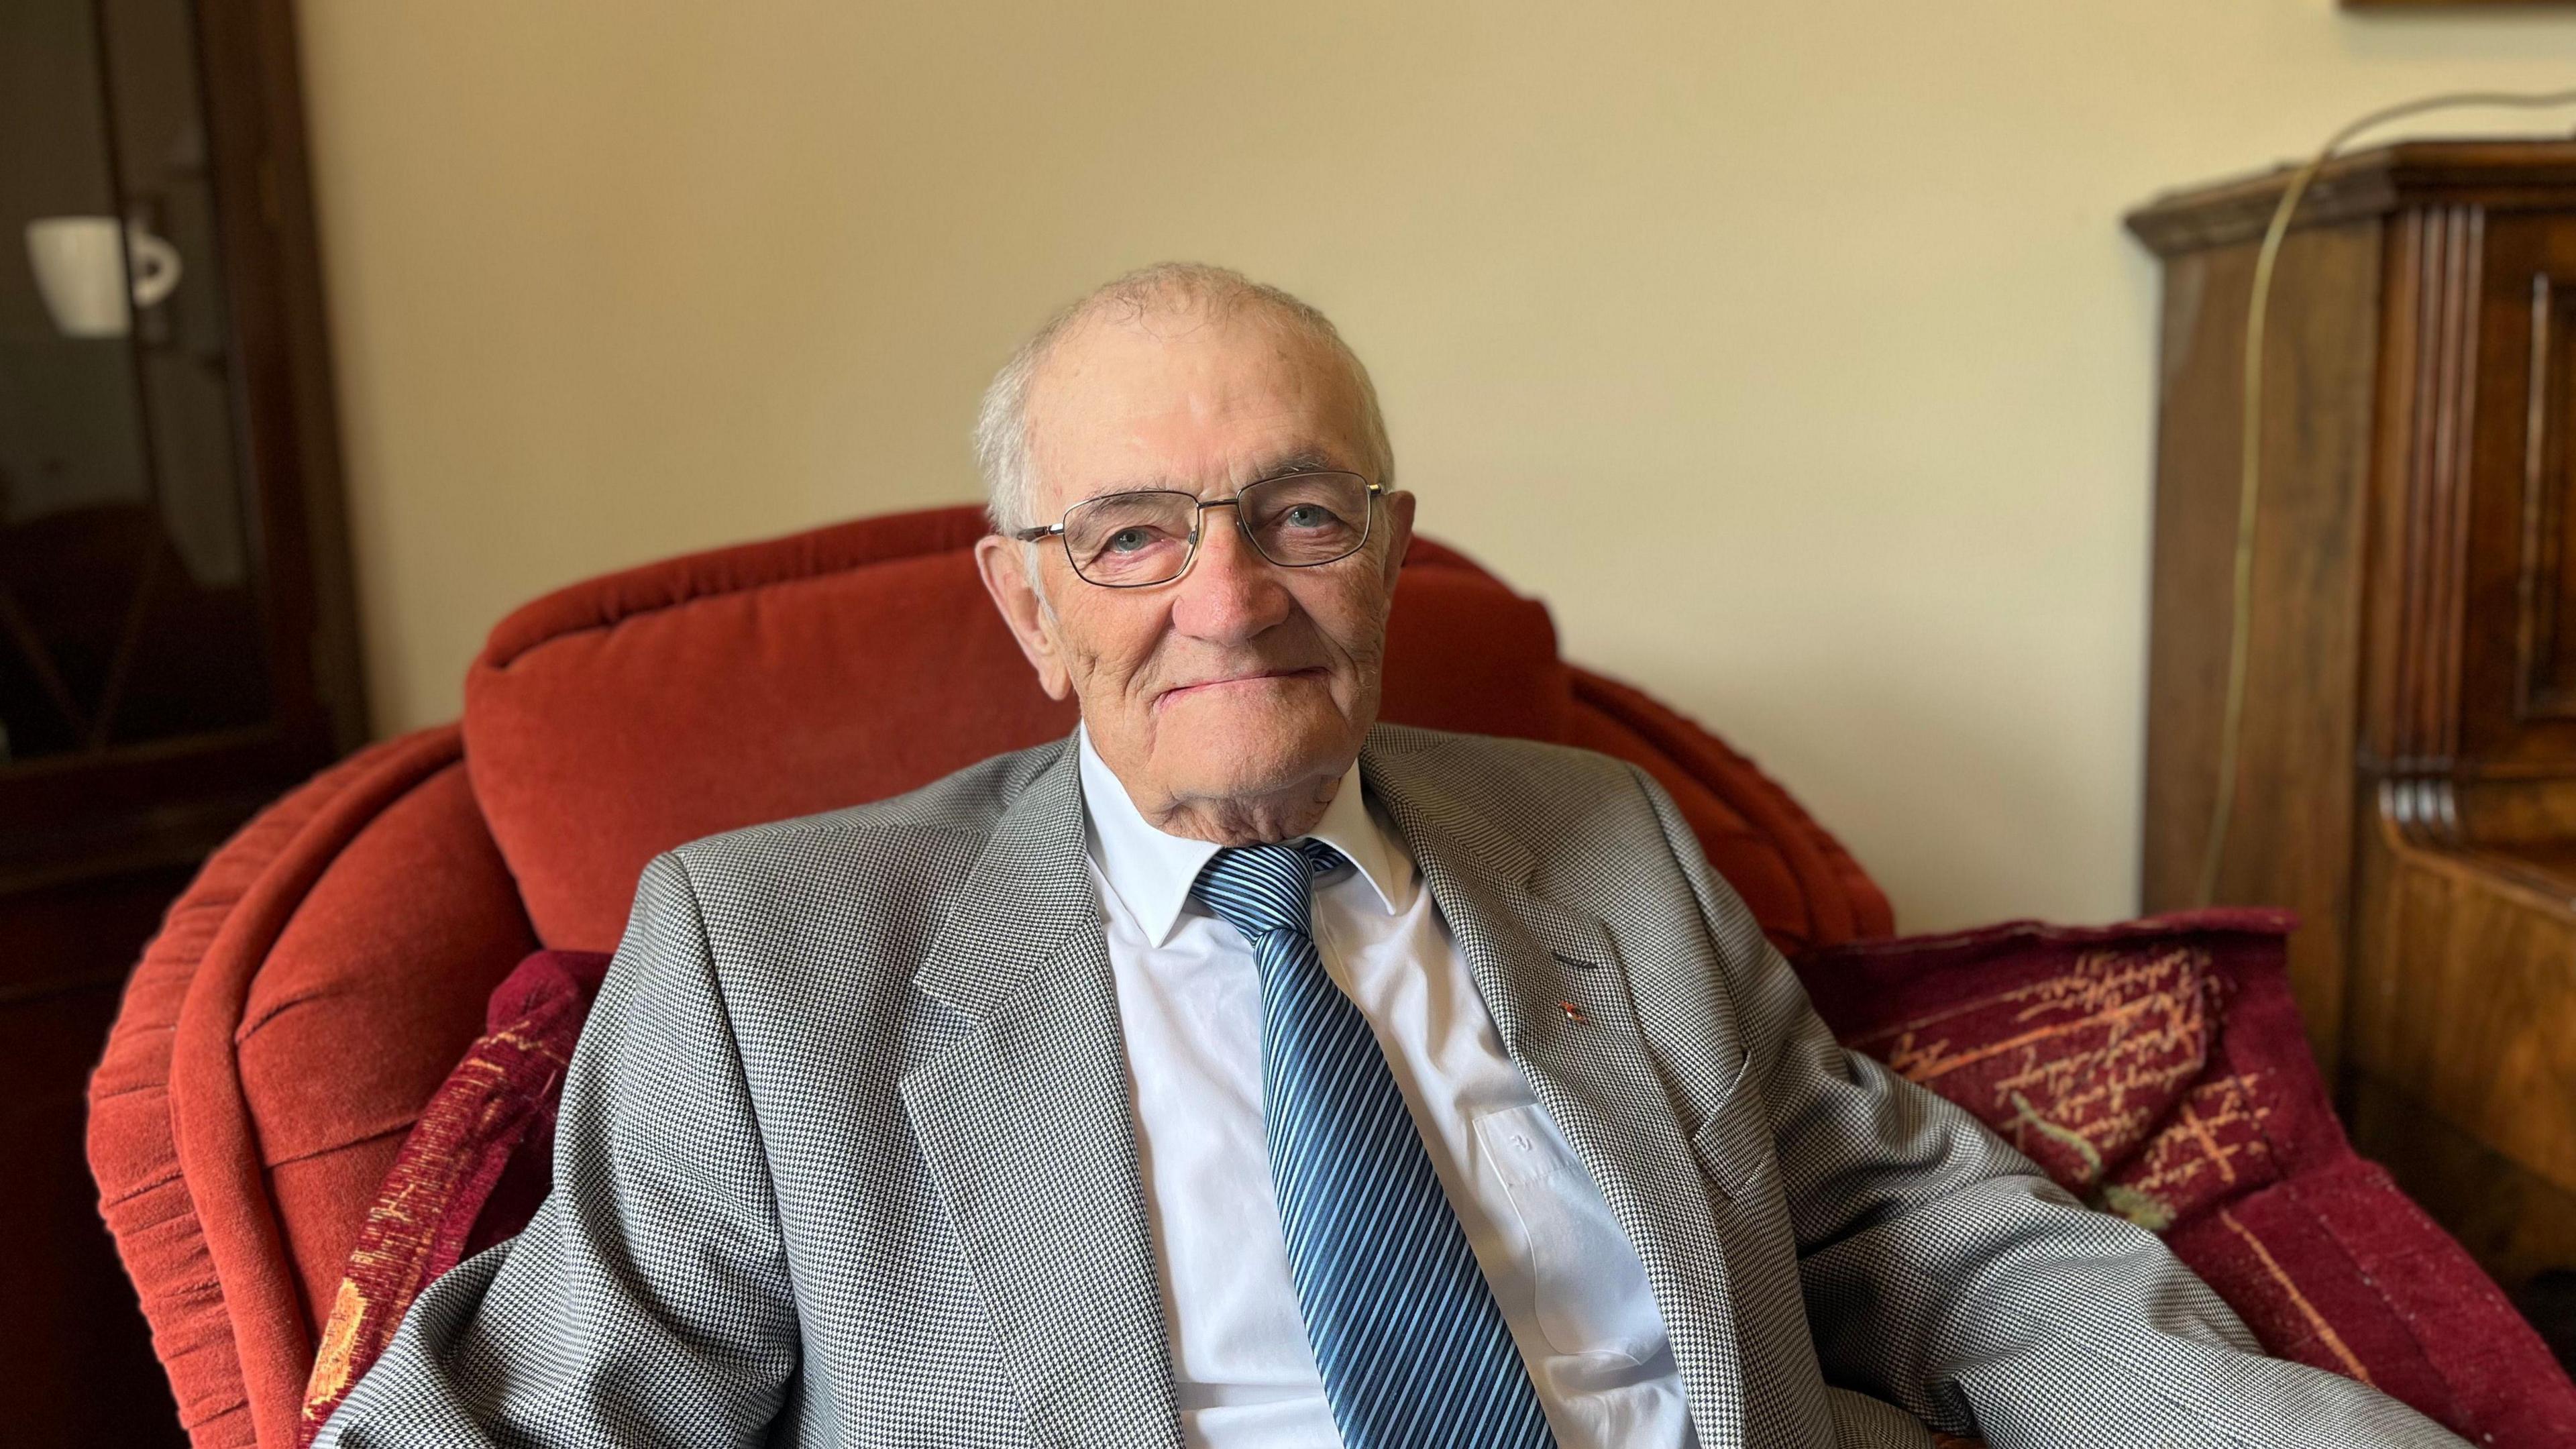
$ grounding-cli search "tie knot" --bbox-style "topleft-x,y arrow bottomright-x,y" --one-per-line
1192,839 -> 1344,940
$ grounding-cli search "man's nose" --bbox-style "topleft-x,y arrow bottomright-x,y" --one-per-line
1170,509 -> 1292,643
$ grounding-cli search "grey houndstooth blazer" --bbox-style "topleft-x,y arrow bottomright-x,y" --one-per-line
318,726 -> 2460,1448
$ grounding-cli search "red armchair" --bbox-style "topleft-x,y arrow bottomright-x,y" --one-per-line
87,507 -> 1887,1448
84,506 -> 2568,1448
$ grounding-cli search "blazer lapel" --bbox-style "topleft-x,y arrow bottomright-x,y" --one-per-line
1362,733 -> 1752,1443
902,742 -> 1183,1449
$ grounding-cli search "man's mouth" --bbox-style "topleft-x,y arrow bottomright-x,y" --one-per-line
1154,667 -> 1329,708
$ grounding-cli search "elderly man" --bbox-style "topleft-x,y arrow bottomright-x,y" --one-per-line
321,264 -> 2459,1449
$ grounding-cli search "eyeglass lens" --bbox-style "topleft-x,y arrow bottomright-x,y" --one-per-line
1061,472 -> 1373,586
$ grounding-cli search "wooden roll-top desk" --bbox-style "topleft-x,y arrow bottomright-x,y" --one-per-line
2133,141 -> 2576,1287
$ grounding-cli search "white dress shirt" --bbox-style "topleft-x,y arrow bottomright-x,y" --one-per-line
1077,731 -> 1697,1449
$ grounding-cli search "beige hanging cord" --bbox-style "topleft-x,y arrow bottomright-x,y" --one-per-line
2193,87 -> 2576,908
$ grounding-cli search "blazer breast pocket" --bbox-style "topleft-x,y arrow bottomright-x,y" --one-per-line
1688,1085 -> 1780,1212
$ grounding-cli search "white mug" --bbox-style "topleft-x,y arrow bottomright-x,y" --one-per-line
25,216 -> 182,339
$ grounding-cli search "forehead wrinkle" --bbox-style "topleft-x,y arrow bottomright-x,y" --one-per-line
1070,446 -> 1358,506
1025,310 -> 1371,512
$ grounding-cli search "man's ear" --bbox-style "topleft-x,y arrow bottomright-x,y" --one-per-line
1377,489 -> 1417,592
973,534 -> 1074,700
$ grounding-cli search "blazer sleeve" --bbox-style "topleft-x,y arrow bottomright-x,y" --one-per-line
315,851 -> 800,1448
1622,764 -> 2463,1449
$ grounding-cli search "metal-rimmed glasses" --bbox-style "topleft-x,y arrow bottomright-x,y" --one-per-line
1010,470 -> 1385,588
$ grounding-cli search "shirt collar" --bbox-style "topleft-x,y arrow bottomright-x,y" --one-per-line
1077,727 -> 1413,948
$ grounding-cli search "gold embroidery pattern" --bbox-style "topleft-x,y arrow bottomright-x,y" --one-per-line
299,1024 -> 574,1442
1854,947 -> 2274,1230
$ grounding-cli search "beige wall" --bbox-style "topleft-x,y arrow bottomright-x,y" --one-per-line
295,0 -> 2576,932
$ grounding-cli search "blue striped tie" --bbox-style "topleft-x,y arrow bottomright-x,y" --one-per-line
1193,841 -> 1556,1449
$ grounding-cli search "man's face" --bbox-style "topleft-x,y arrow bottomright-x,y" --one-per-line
973,306 -> 1415,834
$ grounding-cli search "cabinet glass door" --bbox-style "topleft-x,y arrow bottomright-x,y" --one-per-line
0,0 -> 266,766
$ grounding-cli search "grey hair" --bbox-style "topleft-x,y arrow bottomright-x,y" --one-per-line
971,262 -> 1395,534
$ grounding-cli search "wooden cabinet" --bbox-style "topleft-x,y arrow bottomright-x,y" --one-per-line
2,0 -> 362,1439
2133,142 -> 2576,1285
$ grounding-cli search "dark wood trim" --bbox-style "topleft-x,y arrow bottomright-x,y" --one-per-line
196,0 -> 366,759
2344,0 -> 2576,8
2128,142 -> 2576,256
2347,1071 -> 2576,1291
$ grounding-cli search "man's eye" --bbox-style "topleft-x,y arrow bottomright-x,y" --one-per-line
1283,504 -> 1333,529
1106,527 -> 1155,553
